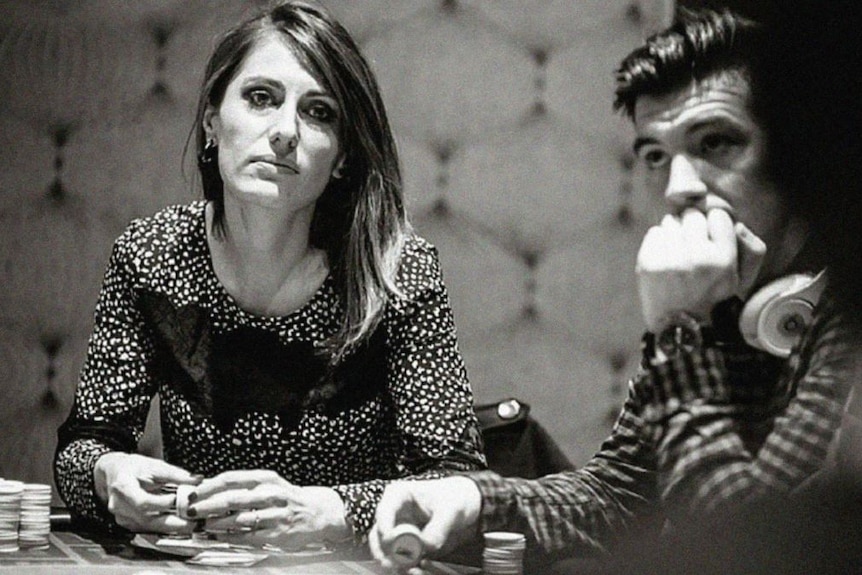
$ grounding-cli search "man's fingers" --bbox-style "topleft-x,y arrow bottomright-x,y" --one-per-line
706,207 -> 736,245
705,207 -> 735,236
735,221 -> 767,296
660,213 -> 680,229
374,484 -> 410,537
416,512 -> 456,555
636,225 -> 670,273
368,526 -> 386,563
680,208 -> 708,244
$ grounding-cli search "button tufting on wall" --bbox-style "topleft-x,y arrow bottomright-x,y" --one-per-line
148,22 -> 175,100
431,197 -> 450,218
531,101 -> 547,117
616,205 -> 633,227
521,303 -> 539,321
41,389 -> 59,410
48,124 -> 74,201
40,335 -> 63,359
440,0 -> 458,14
626,2 -> 642,23
609,350 -> 628,373
522,249 -> 541,271
531,48 -> 548,68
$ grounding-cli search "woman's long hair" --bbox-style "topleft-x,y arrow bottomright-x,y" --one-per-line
187,0 -> 409,364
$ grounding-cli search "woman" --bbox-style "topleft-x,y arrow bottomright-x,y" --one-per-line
54,0 -> 485,549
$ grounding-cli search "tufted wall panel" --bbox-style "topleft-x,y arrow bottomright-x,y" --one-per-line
0,0 -> 673,503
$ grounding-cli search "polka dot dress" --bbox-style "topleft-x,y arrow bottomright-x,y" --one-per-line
54,201 -> 486,540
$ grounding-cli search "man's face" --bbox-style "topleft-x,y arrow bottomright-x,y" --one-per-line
632,72 -> 807,286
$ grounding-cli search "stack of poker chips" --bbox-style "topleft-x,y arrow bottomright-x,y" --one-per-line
482,532 -> 526,575
0,480 -> 24,553
18,484 -> 52,550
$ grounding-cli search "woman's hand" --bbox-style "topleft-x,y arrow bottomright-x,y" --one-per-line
187,470 -> 350,550
94,452 -> 202,534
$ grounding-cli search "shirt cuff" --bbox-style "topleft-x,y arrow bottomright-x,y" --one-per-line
55,440 -> 121,533
330,481 -> 384,546
463,469 -> 516,534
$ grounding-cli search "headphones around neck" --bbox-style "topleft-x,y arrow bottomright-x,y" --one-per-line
738,270 -> 827,357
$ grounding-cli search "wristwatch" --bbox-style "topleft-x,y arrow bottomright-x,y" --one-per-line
644,311 -> 713,361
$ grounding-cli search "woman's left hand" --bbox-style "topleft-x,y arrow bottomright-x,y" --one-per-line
186,470 -> 351,550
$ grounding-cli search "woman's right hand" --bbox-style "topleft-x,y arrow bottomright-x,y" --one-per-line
94,452 -> 202,534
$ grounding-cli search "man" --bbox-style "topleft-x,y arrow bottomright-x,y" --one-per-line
370,8 -> 859,570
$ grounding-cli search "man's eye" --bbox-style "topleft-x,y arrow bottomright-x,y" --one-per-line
700,133 -> 738,155
639,148 -> 669,169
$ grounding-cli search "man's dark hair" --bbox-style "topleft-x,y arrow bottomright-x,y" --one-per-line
613,7 -> 760,119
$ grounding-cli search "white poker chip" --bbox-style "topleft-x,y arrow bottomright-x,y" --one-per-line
483,531 -> 526,545
175,484 -> 195,519
388,523 -> 424,568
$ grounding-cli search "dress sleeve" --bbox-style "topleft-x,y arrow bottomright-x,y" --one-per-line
464,377 -> 660,559
641,297 -> 858,522
54,224 -> 159,531
330,240 -> 486,541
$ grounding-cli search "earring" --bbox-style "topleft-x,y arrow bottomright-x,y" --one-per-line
198,139 -> 217,167
332,163 -> 346,180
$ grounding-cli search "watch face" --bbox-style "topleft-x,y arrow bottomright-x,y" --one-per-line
657,319 -> 703,356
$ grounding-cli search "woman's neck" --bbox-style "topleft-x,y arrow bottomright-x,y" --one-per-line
206,200 -> 328,317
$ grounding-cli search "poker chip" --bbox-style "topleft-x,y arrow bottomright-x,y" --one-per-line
175,484 -> 195,520
388,523 -> 424,569
482,531 -> 525,575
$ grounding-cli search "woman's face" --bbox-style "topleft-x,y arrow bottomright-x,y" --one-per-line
204,32 -> 343,213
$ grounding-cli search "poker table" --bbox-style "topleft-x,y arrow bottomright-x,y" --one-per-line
0,530 -> 479,574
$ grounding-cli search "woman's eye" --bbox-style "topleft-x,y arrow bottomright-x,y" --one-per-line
304,102 -> 337,123
246,89 -> 275,108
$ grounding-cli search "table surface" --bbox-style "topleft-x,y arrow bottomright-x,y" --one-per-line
0,531 -> 478,574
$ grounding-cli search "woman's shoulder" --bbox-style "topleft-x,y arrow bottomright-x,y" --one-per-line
394,234 -> 446,297
117,202 -> 205,248
112,201 -> 207,271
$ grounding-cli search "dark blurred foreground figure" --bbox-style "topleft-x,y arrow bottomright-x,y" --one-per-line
370,7 -> 862,572
54,0 -> 484,551
754,0 -> 862,499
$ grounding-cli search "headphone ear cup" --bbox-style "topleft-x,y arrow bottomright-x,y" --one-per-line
753,296 -> 816,357
739,273 -> 825,357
